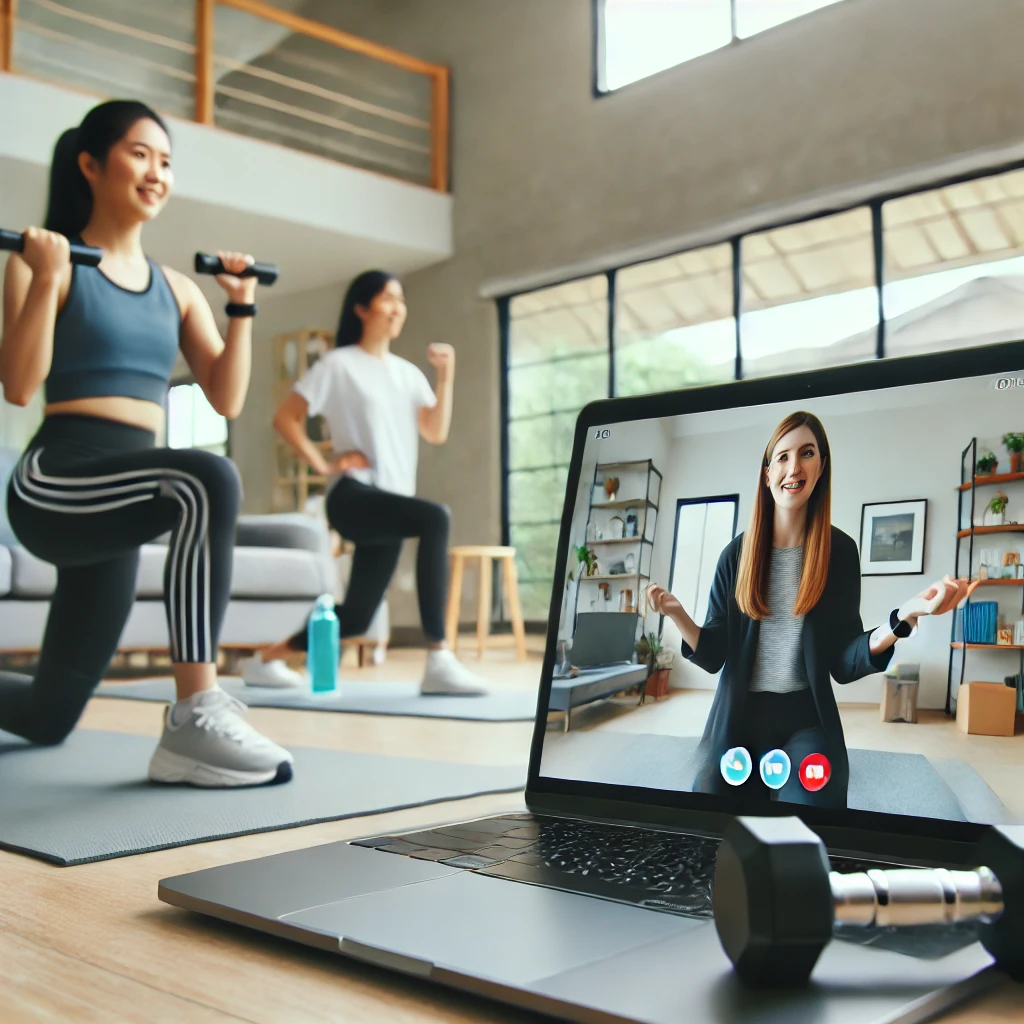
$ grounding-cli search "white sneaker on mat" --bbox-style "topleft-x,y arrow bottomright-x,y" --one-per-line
240,655 -> 305,689
148,688 -> 294,787
420,649 -> 488,696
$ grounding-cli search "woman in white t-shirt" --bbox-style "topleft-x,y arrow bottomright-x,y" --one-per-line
241,271 -> 487,695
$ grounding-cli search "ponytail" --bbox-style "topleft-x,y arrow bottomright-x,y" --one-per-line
335,270 -> 399,347
43,100 -> 170,238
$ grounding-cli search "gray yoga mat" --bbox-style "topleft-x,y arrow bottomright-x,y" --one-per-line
0,728 -> 526,866
539,732 -> 1013,823
95,676 -> 539,722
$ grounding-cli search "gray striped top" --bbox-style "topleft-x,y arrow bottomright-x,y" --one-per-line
749,546 -> 810,694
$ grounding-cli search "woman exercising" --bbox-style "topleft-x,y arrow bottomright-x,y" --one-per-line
646,411 -> 965,808
0,100 -> 292,786
241,270 -> 487,695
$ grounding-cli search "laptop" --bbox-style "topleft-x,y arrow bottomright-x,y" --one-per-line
159,342 -> 1024,1024
567,611 -> 637,672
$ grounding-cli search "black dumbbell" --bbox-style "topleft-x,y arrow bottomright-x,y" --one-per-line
0,228 -> 103,267
193,252 -> 278,286
713,815 -> 1023,987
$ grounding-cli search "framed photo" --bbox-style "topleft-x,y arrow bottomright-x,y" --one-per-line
859,499 -> 927,576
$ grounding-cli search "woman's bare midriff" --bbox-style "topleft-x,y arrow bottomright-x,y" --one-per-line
44,396 -> 165,434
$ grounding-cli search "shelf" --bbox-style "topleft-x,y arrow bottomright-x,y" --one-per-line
958,471 -> 1024,492
956,578 -> 1024,587
591,499 -> 657,511
956,525 -> 1024,538
579,573 -> 649,583
588,537 -> 650,546
951,643 -> 1024,651
276,476 -> 326,486
596,460 -> 653,473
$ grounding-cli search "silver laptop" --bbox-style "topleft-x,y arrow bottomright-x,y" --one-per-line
159,343 -> 1024,1024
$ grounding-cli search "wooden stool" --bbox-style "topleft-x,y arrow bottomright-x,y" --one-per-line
445,546 -> 527,660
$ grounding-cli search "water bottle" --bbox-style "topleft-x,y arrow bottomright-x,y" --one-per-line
308,594 -> 339,694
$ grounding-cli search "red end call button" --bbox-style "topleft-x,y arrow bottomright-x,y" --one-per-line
798,752 -> 831,792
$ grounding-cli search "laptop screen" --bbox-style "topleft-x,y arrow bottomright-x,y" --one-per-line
532,344 -> 1024,839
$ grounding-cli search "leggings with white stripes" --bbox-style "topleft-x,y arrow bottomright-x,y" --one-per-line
0,414 -> 240,745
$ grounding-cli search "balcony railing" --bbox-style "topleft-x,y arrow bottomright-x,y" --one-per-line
1,0 -> 449,191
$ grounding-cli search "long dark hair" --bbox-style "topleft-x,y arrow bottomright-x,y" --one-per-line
335,270 -> 399,347
44,100 -> 170,238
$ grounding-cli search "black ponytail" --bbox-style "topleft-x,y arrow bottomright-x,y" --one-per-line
44,99 -> 170,238
335,270 -> 399,347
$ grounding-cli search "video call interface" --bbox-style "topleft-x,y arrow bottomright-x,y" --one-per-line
538,369 -> 1024,826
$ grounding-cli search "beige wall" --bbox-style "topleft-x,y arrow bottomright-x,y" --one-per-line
242,0 -> 1024,628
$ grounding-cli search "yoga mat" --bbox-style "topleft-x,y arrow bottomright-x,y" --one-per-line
95,677 -> 539,722
0,728 -> 525,866
539,732 -> 1013,823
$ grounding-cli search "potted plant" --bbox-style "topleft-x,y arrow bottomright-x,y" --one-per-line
977,450 -> 998,476
1003,433 -> 1024,474
985,491 -> 1009,527
635,631 -> 671,702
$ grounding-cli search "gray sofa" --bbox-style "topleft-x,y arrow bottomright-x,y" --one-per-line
0,448 -> 335,654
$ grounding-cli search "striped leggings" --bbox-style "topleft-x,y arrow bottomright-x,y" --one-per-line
0,414 -> 240,745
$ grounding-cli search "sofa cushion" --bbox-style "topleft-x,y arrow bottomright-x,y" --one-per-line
0,448 -> 19,547
9,546 -> 57,597
0,546 -> 11,598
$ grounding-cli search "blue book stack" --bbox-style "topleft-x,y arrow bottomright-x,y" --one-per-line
961,600 -> 998,645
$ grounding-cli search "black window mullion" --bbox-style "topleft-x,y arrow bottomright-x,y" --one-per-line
498,296 -> 512,547
607,268 -> 616,397
732,237 -> 743,380
872,201 -> 885,360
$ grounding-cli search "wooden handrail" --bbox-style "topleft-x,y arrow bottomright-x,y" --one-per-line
1,0 -> 17,72
195,0 -> 213,124
430,66 -> 449,192
215,0 -> 445,78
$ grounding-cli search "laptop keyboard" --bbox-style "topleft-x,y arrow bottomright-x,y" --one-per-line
351,813 -> 980,958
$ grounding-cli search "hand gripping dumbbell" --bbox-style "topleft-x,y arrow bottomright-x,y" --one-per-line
712,816 -> 1023,987
193,252 -> 279,285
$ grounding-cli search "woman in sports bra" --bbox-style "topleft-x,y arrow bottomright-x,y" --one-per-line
0,100 -> 292,787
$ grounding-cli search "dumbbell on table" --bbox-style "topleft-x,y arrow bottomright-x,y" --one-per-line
713,815 -> 1023,987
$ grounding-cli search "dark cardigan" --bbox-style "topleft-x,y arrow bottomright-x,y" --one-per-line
682,526 -> 893,804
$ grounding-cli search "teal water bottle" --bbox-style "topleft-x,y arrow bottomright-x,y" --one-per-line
308,594 -> 339,694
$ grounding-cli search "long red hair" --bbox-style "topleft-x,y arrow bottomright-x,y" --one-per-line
735,411 -> 831,620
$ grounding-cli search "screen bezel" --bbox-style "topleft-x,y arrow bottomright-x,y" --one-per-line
524,340 -> 1024,850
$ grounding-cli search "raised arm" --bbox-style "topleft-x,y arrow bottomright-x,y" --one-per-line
419,343 -> 454,445
0,229 -> 70,406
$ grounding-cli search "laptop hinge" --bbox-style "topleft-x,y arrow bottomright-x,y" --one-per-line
339,938 -> 434,978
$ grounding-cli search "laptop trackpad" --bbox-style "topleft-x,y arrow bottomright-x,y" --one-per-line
281,870 -> 699,986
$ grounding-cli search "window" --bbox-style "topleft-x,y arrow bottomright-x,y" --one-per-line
166,382 -> 228,455
615,243 -> 736,395
507,276 -> 610,618
740,207 -> 877,377
667,496 -> 739,630
882,169 -> 1024,356
596,0 -> 850,92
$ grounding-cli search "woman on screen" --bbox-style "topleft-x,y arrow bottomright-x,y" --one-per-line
646,411 -> 965,808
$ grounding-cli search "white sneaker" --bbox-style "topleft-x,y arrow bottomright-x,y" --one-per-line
148,688 -> 294,787
240,655 -> 305,689
420,649 -> 488,696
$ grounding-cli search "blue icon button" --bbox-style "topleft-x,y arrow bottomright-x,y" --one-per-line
720,746 -> 753,787
759,748 -> 792,790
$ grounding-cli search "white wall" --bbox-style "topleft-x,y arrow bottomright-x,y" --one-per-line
637,372 -> 1024,709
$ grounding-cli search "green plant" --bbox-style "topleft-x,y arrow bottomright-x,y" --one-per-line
634,630 -> 662,675
1003,433 -> 1024,453
567,544 -> 596,584
977,450 -> 998,473
988,490 -> 1009,515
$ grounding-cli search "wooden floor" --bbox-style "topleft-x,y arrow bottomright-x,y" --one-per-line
2,649 -> 1021,1023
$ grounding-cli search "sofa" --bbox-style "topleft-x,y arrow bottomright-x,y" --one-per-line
0,447 -> 340,655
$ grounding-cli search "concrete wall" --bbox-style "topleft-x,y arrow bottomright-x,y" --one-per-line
250,0 -> 1024,629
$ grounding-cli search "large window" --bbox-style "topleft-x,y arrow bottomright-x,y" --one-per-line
507,277 -> 609,618
166,382 -> 228,456
501,161 -> 1024,622
596,0 -> 849,92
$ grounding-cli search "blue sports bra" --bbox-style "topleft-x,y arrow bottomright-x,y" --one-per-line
45,257 -> 181,405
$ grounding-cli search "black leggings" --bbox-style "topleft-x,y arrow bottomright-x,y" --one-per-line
287,476 -> 449,651
0,414 -> 240,745
697,689 -> 844,808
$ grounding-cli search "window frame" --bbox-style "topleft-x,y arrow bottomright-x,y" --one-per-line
165,376 -> 231,458
500,155 -> 1024,624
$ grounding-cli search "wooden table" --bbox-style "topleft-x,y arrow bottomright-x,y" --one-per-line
1,694 -> 1021,1023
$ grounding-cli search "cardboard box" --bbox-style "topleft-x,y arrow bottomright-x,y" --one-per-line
956,682 -> 1018,737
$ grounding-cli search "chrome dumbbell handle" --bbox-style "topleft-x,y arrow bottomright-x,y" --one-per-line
830,866 -> 1004,929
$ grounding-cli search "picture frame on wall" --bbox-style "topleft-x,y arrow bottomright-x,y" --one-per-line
859,499 -> 927,576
